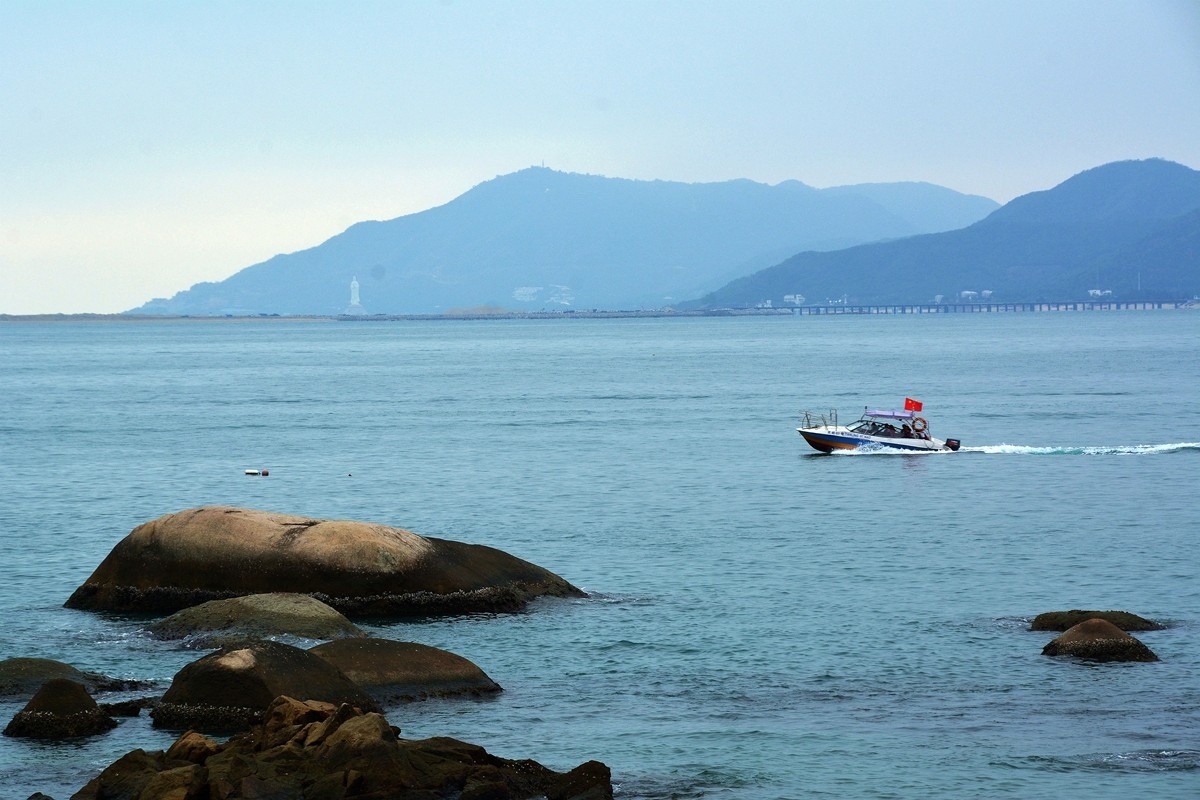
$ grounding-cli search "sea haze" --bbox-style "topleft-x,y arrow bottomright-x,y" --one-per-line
1,312 -> 1197,799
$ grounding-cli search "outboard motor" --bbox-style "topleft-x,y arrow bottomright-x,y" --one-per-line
944,438 -> 961,451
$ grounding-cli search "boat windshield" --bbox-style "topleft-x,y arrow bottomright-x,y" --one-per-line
848,419 -> 902,437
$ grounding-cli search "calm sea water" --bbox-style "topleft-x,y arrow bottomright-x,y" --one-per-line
0,312 -> 1197,799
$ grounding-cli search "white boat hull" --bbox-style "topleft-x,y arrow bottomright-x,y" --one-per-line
797,425 -> 955,453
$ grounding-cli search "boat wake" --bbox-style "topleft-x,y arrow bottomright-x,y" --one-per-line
822,442 -> 1200,457
963,442 -> 1200,456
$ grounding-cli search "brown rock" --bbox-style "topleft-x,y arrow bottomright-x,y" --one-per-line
98,697 -> 155,718
1041,617 -> 1160,662
75,696 -> 612,800
1030,609 -> 1164,632
548,760 -> 615,800
3,679 -> 117,739
64,506 -> 582,617
147,592 -> 366,646
71,748 -> 179,800
150,640 -> 379,732
165,731 -> 221,765
309,638 -> 502,701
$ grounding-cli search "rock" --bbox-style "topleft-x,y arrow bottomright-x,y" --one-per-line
0,658 -> 88,698
547,760 -> 614,800
0,657 -> 147,699
309,638 -> 502,701
98,697 -> 157,717
65,506 -> 583,617
147,592 -> 366,646
3,679 -> 117,739
1041,618 -> 1160,662
165,730 -> 221,765
70,749 -> 170,800
75,695 -> 613,800
1030,609 -> 1164,632
150,640 -> 379,732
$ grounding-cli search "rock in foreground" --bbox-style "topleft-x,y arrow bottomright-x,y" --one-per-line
310,638 -> 502,701
1041,618 -> 1160,662
151,640 -> 379,732
147,592 -> 365,646
76,695 -> 613,800
1030,609 -> 1164,632
3,678 -> 116,739
65,506 -> 582,616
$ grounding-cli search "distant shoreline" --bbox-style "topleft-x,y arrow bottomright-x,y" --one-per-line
1,300 -> 1194,323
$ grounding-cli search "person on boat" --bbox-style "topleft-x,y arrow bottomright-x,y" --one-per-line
901,424 -> 913,438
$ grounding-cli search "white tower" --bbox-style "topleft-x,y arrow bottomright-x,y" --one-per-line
343,275 -> 367,315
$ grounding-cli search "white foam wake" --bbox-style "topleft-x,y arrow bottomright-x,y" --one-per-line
962,443 -> 1200,456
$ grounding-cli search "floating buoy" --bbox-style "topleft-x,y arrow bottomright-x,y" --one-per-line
244,469 -> 269,476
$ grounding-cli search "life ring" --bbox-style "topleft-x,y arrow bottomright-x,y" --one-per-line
912,417 -> 927,433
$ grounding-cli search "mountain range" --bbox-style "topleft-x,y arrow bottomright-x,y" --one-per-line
686,158 -> 1200,308
128,168 -> 997,315
130,159 -> 1199,316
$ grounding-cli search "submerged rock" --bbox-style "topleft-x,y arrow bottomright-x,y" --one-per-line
147,592 -> 366,646
1041,618 -> 1160,662
0,657 -> 146,699
309,638 -> 502,701
3,678 -> 117,739
1031,609 -> 1164,632
76,695 -> 613,800
151,640 -> 379,732
65,506 -> 582,617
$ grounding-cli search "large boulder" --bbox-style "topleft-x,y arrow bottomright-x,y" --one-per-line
65,506 -> 582,616
76,695 -> 613,800
309,638 -> 502,701
3,678 -> 117,739
1031,609 -> 1164,632
151,640 -> 379,732
0,657 -> 147,699
147,592 -> 366,647
1041,618 -> 1160,662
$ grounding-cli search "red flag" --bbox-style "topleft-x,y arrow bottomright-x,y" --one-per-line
904,397 -> 923,412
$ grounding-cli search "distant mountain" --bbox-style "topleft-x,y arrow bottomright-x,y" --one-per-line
128,168 -> 997,315
686,158 -> 1200,308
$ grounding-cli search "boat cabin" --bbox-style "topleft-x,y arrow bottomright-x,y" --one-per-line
849,409 -> 929,440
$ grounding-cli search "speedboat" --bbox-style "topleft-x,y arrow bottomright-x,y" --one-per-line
797,405 -> 961,453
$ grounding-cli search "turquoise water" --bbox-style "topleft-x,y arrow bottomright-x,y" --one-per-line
0,313 -> 1197,798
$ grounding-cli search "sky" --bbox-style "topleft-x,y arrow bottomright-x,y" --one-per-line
2,1 -> 1199,314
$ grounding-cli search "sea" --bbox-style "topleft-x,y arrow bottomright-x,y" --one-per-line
0,311 -> 1197,799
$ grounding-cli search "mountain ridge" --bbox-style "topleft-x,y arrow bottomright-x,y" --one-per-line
128,167 -> 997,316
686,158 -> 1200,308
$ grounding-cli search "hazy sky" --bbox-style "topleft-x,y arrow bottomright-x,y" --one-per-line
3,1 -> 1198,314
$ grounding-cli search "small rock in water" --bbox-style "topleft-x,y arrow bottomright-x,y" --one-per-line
147,592 -> 365,646
0,657 -> 146,699
1030,609 -> 1163,632
151,640 -> 378,732
3,679 -> 117,739
1041,618 -> 1159,662
308,638 -> 502,702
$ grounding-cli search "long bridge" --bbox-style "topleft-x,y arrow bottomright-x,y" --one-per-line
786,300 -> 1191,315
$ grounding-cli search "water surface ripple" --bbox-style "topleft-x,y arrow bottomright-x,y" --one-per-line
0,313 -> 1196,798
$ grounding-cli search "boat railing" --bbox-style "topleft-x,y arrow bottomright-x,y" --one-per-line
799,409 -> 837,429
